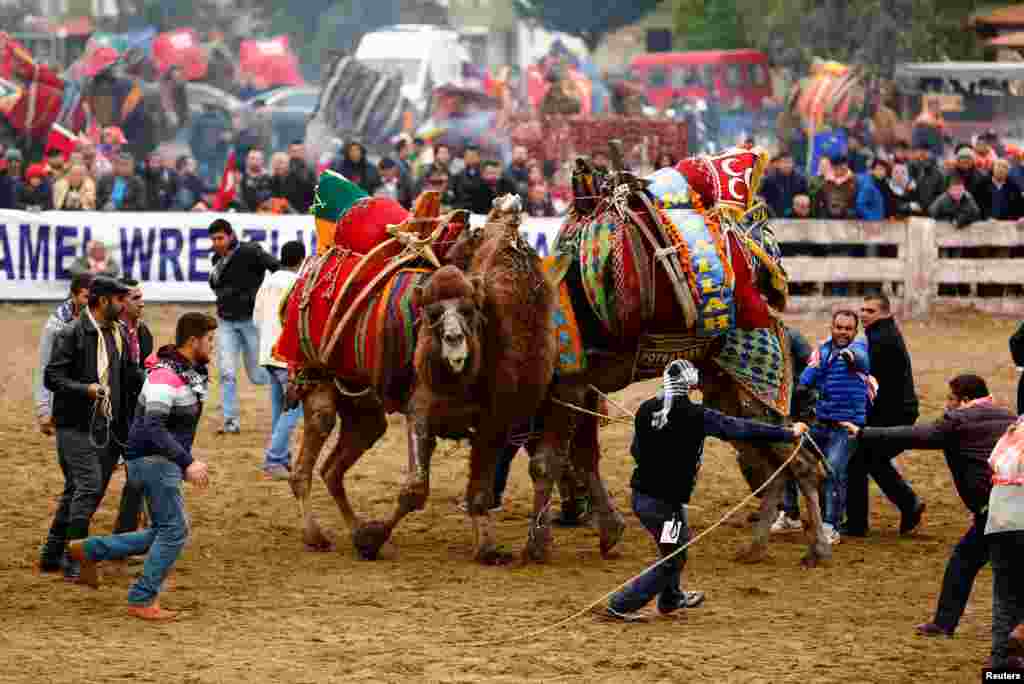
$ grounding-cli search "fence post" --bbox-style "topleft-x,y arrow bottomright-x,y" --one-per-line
903,217 -> 936,317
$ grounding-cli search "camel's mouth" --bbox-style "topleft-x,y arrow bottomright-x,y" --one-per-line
447,355 -> 467,374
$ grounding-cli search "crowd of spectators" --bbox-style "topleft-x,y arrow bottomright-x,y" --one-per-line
759,131 -> 1024,228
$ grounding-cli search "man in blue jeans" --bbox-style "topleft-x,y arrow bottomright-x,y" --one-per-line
253,239 -> 306,479
606,360 -> 808,621
67,313 -> 215,620
796,310 -> 872,546
207,218 -> 279,434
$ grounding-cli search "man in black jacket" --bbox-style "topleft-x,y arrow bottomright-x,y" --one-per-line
845,294 -> 925,537
606,360 -> 808,621
39,276 -> 143,581
284,141 -> 315,213
207,219 -> 279,433
97,153 -> 148,212
842,374 -> 1015,639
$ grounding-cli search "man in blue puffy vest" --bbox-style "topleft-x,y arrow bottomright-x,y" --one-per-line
796,310 -> 872,546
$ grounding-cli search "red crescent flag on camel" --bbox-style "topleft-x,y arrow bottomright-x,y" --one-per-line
213,150 -> 238,210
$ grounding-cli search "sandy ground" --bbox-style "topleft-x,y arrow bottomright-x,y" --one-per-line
0,303 -> 1018,683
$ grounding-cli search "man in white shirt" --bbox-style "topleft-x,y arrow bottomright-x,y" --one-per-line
253,240 -> 306,479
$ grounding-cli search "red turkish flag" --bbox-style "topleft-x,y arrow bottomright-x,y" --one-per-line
153,28 -> 208,81
239,36 -> 303,89
213,150 -> 238,211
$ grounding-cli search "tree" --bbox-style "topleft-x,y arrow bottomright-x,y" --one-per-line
514,0 -> 663,52
674,0 -> 748,51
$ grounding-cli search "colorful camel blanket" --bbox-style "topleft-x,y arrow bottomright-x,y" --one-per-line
712,319 -> 793,416
541,256 -> 585,375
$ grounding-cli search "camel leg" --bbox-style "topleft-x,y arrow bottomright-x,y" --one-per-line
289,382 -> 337,550
355,413 -> 436,560
570,399 -> 624,558
466,428 -> 513,565
319,397 -> 389,559
733,443 -> 787,564
523,404 -> 572,563
794,450 -> 832,567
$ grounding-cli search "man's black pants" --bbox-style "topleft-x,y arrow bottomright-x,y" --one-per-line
846,414 -> 921,533
991,529 -> 1024,668
934,513 -> 990,632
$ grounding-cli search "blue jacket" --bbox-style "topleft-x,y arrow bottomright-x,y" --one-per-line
855,173 -> 886,221
798,336 -> 871,425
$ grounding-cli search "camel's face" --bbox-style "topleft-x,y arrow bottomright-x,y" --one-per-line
425,298 -> 477,374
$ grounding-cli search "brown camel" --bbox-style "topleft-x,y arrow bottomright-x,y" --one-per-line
511,157 -> 831,567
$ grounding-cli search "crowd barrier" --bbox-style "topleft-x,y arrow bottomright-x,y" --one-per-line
2,210 -> 1022,317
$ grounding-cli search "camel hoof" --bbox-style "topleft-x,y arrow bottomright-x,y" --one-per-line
353,521 -> 391,560
734,544 -> 769,564
476,547 -> 515,566
599,511 -> 626,559
524,524 -> 553,563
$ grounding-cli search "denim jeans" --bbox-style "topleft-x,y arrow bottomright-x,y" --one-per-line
933,514 -> 989,632
217,318 -> 270,422
989,530 -> 1024,667
811,424 -> 852,528
609,491 -> 688,613
82,457 -> 190,607
781,478 -> 801,518
265,366 -> 302,470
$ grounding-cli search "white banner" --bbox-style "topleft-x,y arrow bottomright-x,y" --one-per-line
0,210 -> 564,302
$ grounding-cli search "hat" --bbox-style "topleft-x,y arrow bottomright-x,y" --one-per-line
957,147 -> 975,160
25,163 -> 47,181
90,275 -> 131,298
311,169 -> 369,254
5,148 -> 23,162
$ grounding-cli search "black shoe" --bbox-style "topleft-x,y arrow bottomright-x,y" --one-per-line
657,591 -> 705,615
37,554 -> 63,573
62,551 -> 80,582
900,503 -> 926,536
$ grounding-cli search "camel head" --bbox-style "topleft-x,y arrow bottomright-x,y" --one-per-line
413,266 -> 486,385
486,193 -> 523,225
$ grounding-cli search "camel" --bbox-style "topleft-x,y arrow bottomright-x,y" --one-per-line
498,153 -> 832,567
283,196 -> 557,563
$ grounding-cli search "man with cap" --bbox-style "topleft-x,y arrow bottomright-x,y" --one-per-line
39,275 -> 143,581
0,148 -> 24,209
814,155 -> 857,219
606,360 -> 809,621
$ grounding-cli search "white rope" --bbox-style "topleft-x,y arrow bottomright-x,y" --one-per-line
549,397 -> 633,426
587,384 -> 637,420
449,434 -> 808,648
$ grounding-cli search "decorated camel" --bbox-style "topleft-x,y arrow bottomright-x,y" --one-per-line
275,186 -> 557,563
475,143 -> 833,567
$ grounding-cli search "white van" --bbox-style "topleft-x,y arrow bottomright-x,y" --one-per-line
355,25 -> 472,115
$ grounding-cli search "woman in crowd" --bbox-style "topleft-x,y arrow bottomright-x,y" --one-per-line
52,164 -> 97,211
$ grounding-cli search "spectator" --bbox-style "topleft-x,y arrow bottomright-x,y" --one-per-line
409,137 -> 428,181
655,152 -> 677,169
841,374 -> 1014,642
330,141 -> 380,195
910,144 -> 946,210
394,137 -> 413,179
5,148 -> 23,183
237,150 -> 273,213
268,152 -> 292,207
855,159 -> 888,221
796,310 -> 872,545
814,155 -> 857,219
1009,148 -> 1024,187
98,126 -> 127,178
190,106 -> 231,187
762,152 -> 808,219
452,146 -> 487,212
159,65 -> 189,130
431,143 -> 452,175
771,326 -> 814,533
418,163 -> 456,209
375,158 -> 414,209
17,164 -> 53,211
455,159 -> 501,214
39,276 -> 142,581
284,141 -> 315,213
525,181 -> 556,217
35,272 -> 94,436
97,153 -> 148,212
207,218 -> 279,434
788,193 -> 813,219
45,149 -> 66,182
845,294 -> 925,537
173,156 -> 213,211
929,174 -> 981,228
52,164 -> 97,211
0,148 -> 23,209
70,240 -> 121,278
253,240 -> 306,479
951,147 -> 988,204
499,145 -> 530,197
973,132 -> 998,174
886,163 -> 923,218
847,134 -> 872,174
65,312 -> 215,619
77,142 -> 102,179
142,151 -> 179,211
983,159 -> 1024,221
911,97 -> 946,160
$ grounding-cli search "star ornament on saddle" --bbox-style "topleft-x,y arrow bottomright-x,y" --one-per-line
386,189 -> 445,268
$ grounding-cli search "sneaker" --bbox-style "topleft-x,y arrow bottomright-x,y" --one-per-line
823,524 -> 841,546
657,591 -> 706,615
900,502 -> 926,536
915,622 -> 953,637
127,601 -> 178,621
262,465 -> 291,481
770,511 -> 803,534
605,605 -> 647,622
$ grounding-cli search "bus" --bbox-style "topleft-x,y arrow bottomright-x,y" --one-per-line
630,49 -> 772,110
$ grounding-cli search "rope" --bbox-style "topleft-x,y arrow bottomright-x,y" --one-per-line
587,384 -> 636,420
549,397 -> 633,426
89,389 -> 125,450
447,434 -> 808,648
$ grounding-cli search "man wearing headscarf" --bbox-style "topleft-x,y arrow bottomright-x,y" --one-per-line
606,360 -> 808,621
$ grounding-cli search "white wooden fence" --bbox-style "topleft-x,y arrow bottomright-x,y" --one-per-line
774,218 -> 1024,318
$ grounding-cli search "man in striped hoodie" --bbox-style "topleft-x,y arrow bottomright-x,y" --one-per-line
66,313 -> 215,620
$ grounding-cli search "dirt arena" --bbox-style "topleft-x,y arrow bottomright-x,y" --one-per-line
0,303 -> 1018,683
